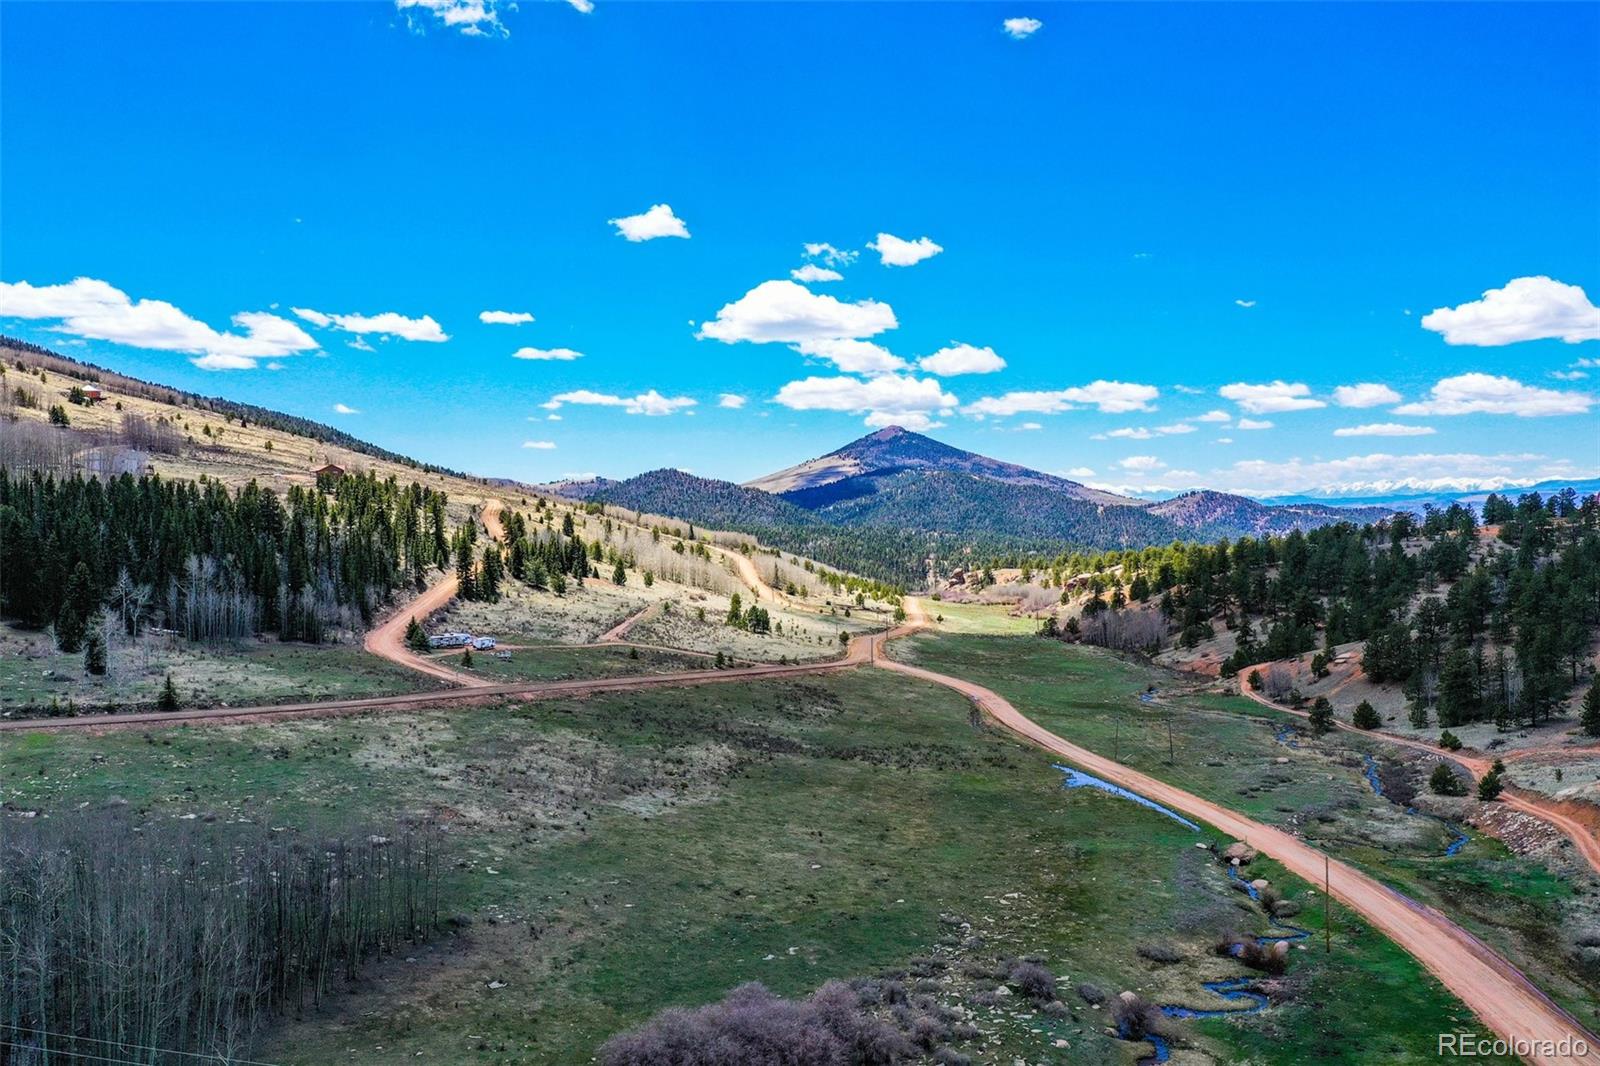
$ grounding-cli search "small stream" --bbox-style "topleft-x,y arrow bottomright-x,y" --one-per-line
1361,754 -> 1470,857
1054,766 -> 1306,1064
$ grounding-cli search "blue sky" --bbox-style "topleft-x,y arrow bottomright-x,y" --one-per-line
2,1 -> 1596,498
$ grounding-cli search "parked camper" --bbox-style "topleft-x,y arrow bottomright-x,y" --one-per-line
428,631 -> 473,648
472,636 -> 497,650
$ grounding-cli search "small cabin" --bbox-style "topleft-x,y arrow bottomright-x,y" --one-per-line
81,386 -> 106,403
313,463 -> 345,478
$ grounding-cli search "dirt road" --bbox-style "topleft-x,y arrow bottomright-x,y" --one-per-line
883,598 -> 1599,1065
710,543 -> 781,602
596,602 -> 659,643
1237,680 -> 1600,878
361,500 -> 505,688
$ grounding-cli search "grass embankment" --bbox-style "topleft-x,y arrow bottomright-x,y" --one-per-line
2,664 -> 1512,1064
430,643 -> 716,682
891,624 -> 1600,1037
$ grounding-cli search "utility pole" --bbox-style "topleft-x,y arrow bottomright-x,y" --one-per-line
1324,853 -> 1332,954
1114,713 -> 1121,762
1167,720 -> 1175,764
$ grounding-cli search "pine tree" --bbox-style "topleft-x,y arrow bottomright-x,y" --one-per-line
461,646 -> 473,667
1477,768 -> 1503,801
612,560 -> 626,586
158,673 -> 180,711
1429,763 -> 1465,796
1409,701 -> 1430,730
1308,695 -> 1334,735
54,562 -> 95,653
83,625 -> 107,676
726,592 -> 743,627
1581,677 -> 1600,738
1352,699 -> 1380,729
405,616 -> 430,652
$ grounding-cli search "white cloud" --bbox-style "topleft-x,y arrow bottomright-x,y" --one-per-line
1551,369 -> 1588,381
292,307 -> 448,342
395,0 -> 508,38
868,410 -> 943,432
718,393 -> 747,409
1234,299 -> 1256,308
1215,437 -> 1233,445
774,374 -> 956,429
1156,422 -> 1195,435
867,232 -> 943,268
0,276 -> 318,370
803,243 -> 858,268
1333,423 -> 1436,437
1019,422 -> 1043,431
333,403 -> 360,415
566,0 -> 593,11
698,280 -> 897,345
1195,409 -> 1232,423
1332,382 -> 1402,408
1392,373 -> 1592,417
918,342 -> 1005,376
1236,418 -> 1274,430
512,346 -> 583,361
1118,455 -> 1164,472
794,338 -> 907,375
1099,427 -> 1152,440
545,389 -> 697,416
962,380 -> 1159,417
608,203 -> 690,242
522,440 -> 557,449
791,264 -> 844,283
546,414 -> 562,421
1066,467 -> 1096,478
480,310 -> 535,325
1002,16 -> 1042,38
1219,380 -> 1324,413
1421,276 -> 1600,346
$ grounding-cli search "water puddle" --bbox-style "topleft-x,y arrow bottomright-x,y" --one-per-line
1053,765 -> 1200,831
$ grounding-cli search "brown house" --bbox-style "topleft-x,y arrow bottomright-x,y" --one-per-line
313,463 -> 345,478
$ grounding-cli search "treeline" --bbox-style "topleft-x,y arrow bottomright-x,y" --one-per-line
1042,491 -> 1600,730
3,338 -> 465,477
0,468 -> 451,645
1,811 -> 445,1066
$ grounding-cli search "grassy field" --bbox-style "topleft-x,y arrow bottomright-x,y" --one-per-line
430,642 -> 716,681
922,597 -> 1041,636
2,664 -> 1515,1065
0,622 -> 441,715
890,626 -> 1600,1035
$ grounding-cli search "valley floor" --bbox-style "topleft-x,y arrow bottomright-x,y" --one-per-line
3,635 -> 1553,1065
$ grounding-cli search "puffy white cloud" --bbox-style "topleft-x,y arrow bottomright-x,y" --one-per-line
962,380 -> 1158,417
718,393 -> 747,409
1236,418 -> 1274,430
698,280 -> 897,345
1551,369 -> 1589,381
480,310 -> 535,325
0,276 -> 318,370
567,0 -> 593,11
1099,427 -> 1152,440
791,264 -> 843,283
1421,276 -> 1600,346
1019,422 -> 1042,431
1065,467 -> 1096,478
293,307 -> 448,342
522,440 -> 557,449
1219,380 -> 1325,413
608,203 -> 690,242
1333,423 -> 1436,437
867,410 -> 943,432
545,389 -> 697,416
1195,409 -> 1232,423
1118,455 -> 1163,472
333,403 -> 360,415
1002,16 -> 1042,38
867,232 -> 943,268
1392,373 -> 1592,417
794,338 -> 907,375
917,342 -> 1005,376
512,346 -> 583,361
395,0 -> 507,37
1332,382 -> 1402,408
774,374 -> 956,429
1234,299 -> 1256,308
803,243 -> 858,268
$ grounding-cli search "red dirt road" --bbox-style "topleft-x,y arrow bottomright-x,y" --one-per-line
1236,681 -> 1600,878
883,599 -> 1599,1066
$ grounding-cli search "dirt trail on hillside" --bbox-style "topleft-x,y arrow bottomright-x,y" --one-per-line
362,500 -> 505,688
883,598 -> 1598,1066
596,602 -> 659,643
1236,681 -> 1600,878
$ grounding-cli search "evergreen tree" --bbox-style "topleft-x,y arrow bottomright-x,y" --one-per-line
1409,701 -> 1430,730
460,646 -> 473,667
612,560 -> 626,586
83,625 -> 107,677
726,592 -> 743,627
54,561 -> 95,653
405,616 -> 430,652
158,673 -> 180,711
1581,677 -> 1600,738
1308,695 -> 1334,736
1352,699 -> 1380,730
1429,763 -> 1465,796
1477,768 -> 1504,801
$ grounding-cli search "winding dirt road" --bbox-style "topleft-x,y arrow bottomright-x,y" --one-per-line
882,598 -> 1598,1066
5,573 -> 1596,1059
1236,680 -> 1600,879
